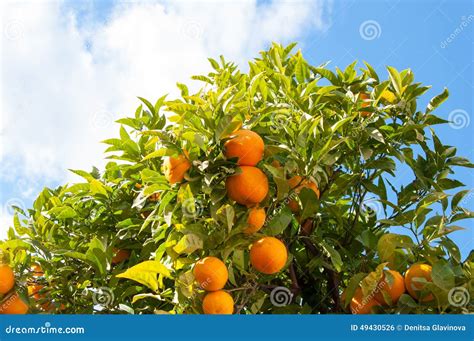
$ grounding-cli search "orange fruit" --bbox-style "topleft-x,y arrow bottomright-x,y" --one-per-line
225,166 -> 268,207
0,264 -> 15,294
149,192 -> 161,202
404,264 -> 434,302
134,183 -> 143,189
0,293 -> 28,314
27,285 -> 52,310
359,93 -> 371,117
111,248 -> 130,264
163,153 -> 191,184
250,237 -> 287,274
202,290 -> 234,314
31,264 -> 44,277
350,287 -> 381,314
244,207 -> 266,234
224,130 -> 264,166
194,257 -> 228,291
28,284 -> 44,300
287,176 -> 320,212
374,270 -> 405,305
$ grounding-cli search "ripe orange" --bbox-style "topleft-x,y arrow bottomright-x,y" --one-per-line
163,153 -> 191,184
194,257 -> 228,291
359,93 -> 371,117
350,287 -> 381,314
28,284 -> 44,300
31,264 -> 44,277
244,207 -> 266,234
0,293 -> 28,314
149,192 -> 161,202
374,270 -> 405,305
202,290 -> 234,314
287,176 -> 320,212
250,237 -> 287,274
224,130 -> 264,166
404,264 -> 434,302
0,264 -> 15,294
225,166 -> 269,207
111,248 -> 130,264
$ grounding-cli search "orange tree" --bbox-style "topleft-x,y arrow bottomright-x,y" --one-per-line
1,43 -> 473,314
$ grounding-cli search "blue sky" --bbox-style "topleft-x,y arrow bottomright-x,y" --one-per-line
1,0 -> 472,257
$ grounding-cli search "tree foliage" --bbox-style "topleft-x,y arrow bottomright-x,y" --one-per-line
1,43 -> 473,314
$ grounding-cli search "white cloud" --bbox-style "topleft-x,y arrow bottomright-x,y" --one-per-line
0,0 -> 331,237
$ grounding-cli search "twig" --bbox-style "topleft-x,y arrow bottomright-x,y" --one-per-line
289,261 -> 300,293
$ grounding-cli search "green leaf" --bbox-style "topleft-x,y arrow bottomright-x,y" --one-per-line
363,61 -> 379,83
208,58 -> 220,70
90,179 -> 108,196
313,67 -> 339,85
331,117 -> 353,133
386,66 -> 403,95
431,259 -> 455,290
216,204 -> 235,232
377,233 -> 414,263
437,178 -> 464,190
320,241 -> 342,271
299,187 -> 319,221
140,168 -> 167,184
48,206 -> 77,219
85,237 -> 107,276
451,190 -> 471,209
367,127 -> 385,143
265,206 -> 292,236
295,56 -> 309,83
143,148 -> 168,161
398,294 -> 418,308
426,88 -> 449,113
173,234 -> 203,254
344,273 -> 366,306
116,260 -> 172,292
138,96 -> 156,115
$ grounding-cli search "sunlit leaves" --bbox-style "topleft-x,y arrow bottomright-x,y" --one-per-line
117,260 -> 172,292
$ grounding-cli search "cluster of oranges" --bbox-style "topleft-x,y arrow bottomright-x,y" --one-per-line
0,263 -> 66,314
348,263 -> 434,314
0,263 -> 28,314
193,257 -> 233,314
173,129 -> 290,314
